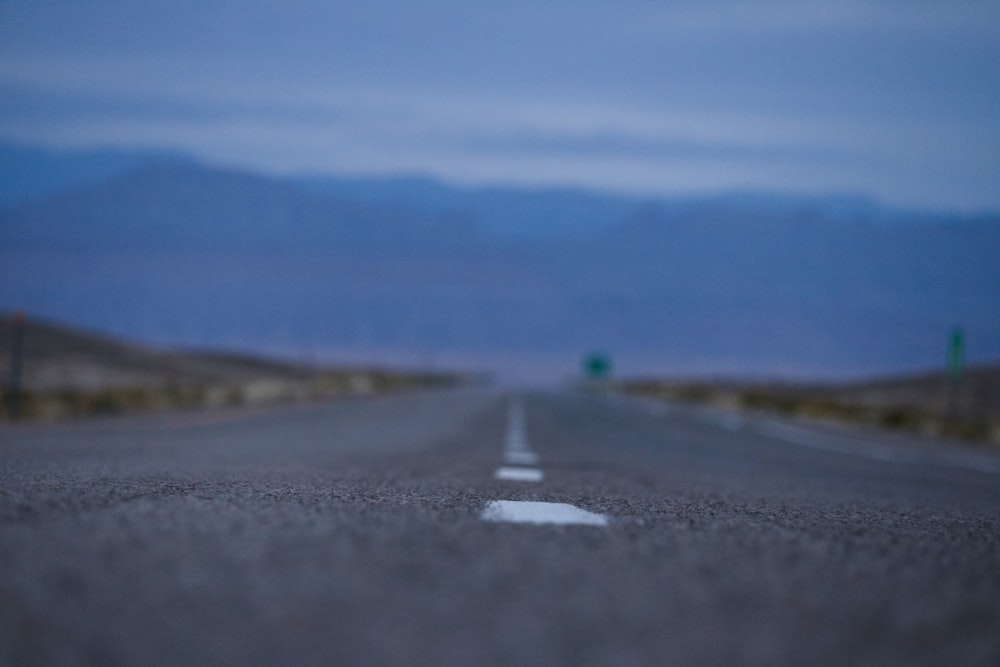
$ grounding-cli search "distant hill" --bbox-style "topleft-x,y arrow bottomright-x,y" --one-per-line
0,313 -> 461,420
0,142 -> 191,209
295,173 -> 642,239
1,145 -> 999,380
0,312 -> 316,393
0,161 -> 482,254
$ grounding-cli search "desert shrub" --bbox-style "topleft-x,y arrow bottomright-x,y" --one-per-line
1,389 -> 40,420
740,391 -> 799,415
225,386 -> 246,405
87,391 -> 123,415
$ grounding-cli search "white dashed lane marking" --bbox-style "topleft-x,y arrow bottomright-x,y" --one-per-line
483,397 -> 612,527
504,399 -> 532,453
481,500 -> 609,526
494,466 -> 544,482
494,397 -> 542,482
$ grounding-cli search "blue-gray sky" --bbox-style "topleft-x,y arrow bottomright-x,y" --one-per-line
2,1 -> 999,210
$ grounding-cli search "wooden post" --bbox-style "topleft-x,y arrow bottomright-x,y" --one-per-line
8,311 -> 25,419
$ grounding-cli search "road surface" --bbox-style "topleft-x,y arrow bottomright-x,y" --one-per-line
2,387 -> 999,666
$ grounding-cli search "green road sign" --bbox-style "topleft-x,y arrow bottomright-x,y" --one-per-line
584,353 -> 611,380
949,327 -> 965,381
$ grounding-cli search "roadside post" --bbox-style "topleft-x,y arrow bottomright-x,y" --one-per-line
8,311 -> 25,420
947,327 -> 965,420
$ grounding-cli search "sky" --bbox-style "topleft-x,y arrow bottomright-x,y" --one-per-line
1,0 -> 999,211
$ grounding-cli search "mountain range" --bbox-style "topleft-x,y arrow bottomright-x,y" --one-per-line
1,142 -> 998,381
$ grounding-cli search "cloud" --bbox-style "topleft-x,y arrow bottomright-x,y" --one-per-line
1,1 -> 999,209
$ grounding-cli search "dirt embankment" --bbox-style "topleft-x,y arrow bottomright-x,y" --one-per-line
0,313 -> 462,421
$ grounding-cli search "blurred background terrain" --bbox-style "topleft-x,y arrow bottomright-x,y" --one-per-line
2,2 -> 999,428
2,142 -> 999,383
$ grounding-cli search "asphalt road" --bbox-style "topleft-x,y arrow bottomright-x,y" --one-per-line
2,387 -> 999,666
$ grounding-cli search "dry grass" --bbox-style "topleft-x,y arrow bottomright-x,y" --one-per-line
619,365 -> 1000,446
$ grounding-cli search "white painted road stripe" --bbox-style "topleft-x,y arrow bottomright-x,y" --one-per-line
499,397 -> 541,480
481,500 -> 609,526
494,467 -> 544,482
614,393 -> 1000,476
504,398 -> 531,453
755,420 -> 1000,474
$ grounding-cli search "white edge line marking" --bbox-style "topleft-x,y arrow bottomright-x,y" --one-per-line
609,392 -> 1000,475
755,420 -> 1000,474
481,500 -> 608,526
495,467 -> 544,482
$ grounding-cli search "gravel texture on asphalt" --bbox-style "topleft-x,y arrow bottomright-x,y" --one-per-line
2,387 -> 999,666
